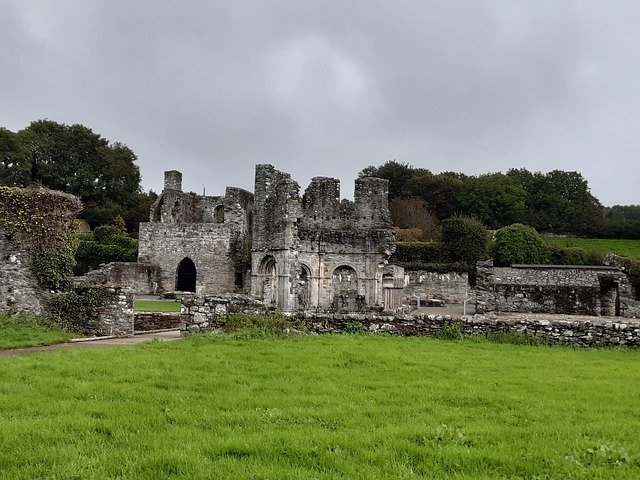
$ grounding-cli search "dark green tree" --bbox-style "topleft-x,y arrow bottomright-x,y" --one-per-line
458,173 -> 527,229
441,216 -> 489,265
1,120 -> 142,228
359,160 -> 416,199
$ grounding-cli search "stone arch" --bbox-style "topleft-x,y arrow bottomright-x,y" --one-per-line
331,265 -> 361,310
176,257 -> 196,292
297,263 -> 312,309
214,205 -> 225,223
259,255 -> 278,307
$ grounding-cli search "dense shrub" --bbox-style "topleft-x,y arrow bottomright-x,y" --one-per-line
441,216 -> 489,265
493,223 -> 546,266
545,244 -> 605,266
391,241 -> 453,264
74,224 -> 138,274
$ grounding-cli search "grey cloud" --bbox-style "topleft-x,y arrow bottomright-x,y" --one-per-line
1,0 -> 639,204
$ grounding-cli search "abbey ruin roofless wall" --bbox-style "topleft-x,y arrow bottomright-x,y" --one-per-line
251,165 -> 399,311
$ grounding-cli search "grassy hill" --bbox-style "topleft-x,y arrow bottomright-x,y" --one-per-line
544,237 -> 640,260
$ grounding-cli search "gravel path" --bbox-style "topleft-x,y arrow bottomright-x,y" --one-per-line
0,330 -> 183,358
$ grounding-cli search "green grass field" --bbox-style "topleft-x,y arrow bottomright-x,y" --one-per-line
134,299 -> 182,312
0,314 -> 74,349
545,237 -> 640,260
1,334 -> 639,479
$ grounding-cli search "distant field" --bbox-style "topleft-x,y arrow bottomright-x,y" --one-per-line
134,299 -> 181,312
545,237 -> 640,260
1,334 -> 639,479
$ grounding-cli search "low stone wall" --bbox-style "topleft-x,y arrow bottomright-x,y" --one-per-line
134,312 -> 186,331
476,264 -> 637,318
48,286 -> 134,337
179,295 -> 640,347
180,294 -> 267,332
75,262 -> 162,295
402,270 -> 469,305
299,312 -> 640,347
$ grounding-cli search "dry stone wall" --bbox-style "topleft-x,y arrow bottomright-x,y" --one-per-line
179,295 -> 640,347
403,270 -> 469,305
476,264 -> 638,318
74,262 -> 162,295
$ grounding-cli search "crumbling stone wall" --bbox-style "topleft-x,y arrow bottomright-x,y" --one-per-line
0,228 -> 44,315
0,186 -> 81,315
403,270 -> 469,306
250,165 -> 399,311
476,263 -> 638,318
138,171 -> 253,294
180,295 -> 640,347
74,262 -> 162,295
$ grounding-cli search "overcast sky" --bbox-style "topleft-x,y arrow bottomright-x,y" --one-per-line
2,1 -> 639,206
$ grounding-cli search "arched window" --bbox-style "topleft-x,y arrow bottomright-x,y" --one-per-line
298,264 -> 311,309
214,205 -> 225,223
332,265 -> 358,293
259,256 -> 278,307
176,257 -> 196,292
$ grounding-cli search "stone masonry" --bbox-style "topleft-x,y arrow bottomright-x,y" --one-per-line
476,263 -> 639,318
138,170 -> 253,294
250,165 -> 402,311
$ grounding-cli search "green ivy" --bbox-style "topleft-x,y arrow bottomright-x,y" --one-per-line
0,185 -> 81,291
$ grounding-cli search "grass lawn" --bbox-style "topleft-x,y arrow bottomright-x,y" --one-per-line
545,237 -> 640,260
1,334 -> 640,479
134,299 -> 182,313
0,314 -> 74,350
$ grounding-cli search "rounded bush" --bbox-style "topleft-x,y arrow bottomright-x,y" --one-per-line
493,223 -> 546,266
441,216 -> 489,265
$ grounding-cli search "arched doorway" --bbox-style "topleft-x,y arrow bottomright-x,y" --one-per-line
176,257 -> 197,292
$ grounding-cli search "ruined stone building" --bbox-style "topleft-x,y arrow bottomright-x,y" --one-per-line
251,164 -> 401,310
137,171 -> 253,294
136,166 -> 403,311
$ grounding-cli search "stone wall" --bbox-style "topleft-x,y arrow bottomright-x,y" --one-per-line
52,286 -> 135,337
138,223 -> 239,293
0,229 -> 44,315
402,270 -> 469,305
134,312 -> 185,331
179,295 -> 640,347
139,172 -> 253,295
251,164 -> 398,311
74,262 -> 162,294
476,264 -> 638,318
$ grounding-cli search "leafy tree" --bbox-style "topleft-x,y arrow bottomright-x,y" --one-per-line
389,197 -> 439,240
605,205 -> 640,222
493,223 -> 546,266
1,120 -> 142,228
404,172 -> 464,220
441,216 -> 489,265
359,160 -> 416,199
507,168 -> 604,234
458,173 -> 526,229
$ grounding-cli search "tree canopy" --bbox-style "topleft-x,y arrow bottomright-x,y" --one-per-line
359,160 -> 629,237
0,120 -> 147,229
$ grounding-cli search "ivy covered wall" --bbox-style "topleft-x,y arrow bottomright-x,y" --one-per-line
0,185 -> 81,314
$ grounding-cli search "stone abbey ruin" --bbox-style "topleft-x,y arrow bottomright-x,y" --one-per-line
2,165 -> 640,345
138,165 -> 404,311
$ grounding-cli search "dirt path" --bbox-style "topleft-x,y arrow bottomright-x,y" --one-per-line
0,330 -> 183,358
